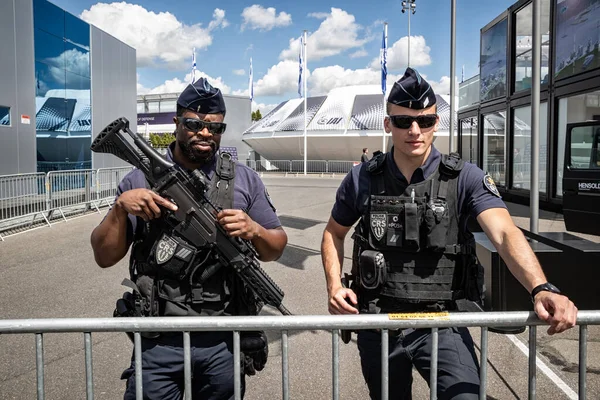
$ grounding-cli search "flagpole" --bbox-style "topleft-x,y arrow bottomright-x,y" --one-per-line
449,0 -> 456,153
382,23 -> 388,153
303,30 -> 308,176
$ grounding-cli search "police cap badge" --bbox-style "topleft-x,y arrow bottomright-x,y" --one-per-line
177,77 -> 226,116
388,67 -> 437,110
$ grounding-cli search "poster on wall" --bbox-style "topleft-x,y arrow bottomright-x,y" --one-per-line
480,18 -> 508,102
555,0 -> 600,80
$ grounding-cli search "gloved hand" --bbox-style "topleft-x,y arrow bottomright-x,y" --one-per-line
240,331 -> 268,376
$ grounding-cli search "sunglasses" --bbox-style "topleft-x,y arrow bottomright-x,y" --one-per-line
178,117 -> 227,135
388,114 -> 438,129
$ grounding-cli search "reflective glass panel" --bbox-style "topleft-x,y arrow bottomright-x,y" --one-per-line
137,102 -> 146,113
557,89 -> 600,195
35,61 -> 65,98
480,19 -> 507,102
66,72 -> 91,136
64,42 -> 89,77
147,101 -> 160,113
483,111 -> 506,187
0,106 -> 10,126
160,100 -> 177,112
555,0 -> 600,80
33,0 -> 64,38
34,29 -> 65,69
460,117 -> 479,164
511,103 -> 548,192
568,126 -> 600,169
514,1 -> 551,92
65,12 -> 90,50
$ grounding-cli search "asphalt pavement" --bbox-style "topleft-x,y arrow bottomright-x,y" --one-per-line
0,175 -> 598,399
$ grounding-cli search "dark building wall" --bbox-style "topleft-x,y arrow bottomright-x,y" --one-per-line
90,26 -> 137,169
0,0 -> 37,175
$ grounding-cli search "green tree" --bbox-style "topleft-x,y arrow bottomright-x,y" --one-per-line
149,133 -> 175,148
251,109 -> 262,121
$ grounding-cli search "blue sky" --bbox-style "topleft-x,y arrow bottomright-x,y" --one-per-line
50,0 -> 516,112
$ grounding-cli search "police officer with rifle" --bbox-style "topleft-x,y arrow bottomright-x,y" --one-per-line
320,68 -> 578,399
90,78 -> 288,400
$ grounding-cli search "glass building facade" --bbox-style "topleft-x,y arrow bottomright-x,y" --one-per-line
33,0 -> 91,172
457,0 -> 600,211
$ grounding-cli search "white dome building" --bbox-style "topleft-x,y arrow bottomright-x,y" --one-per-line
243,85 -> 457,162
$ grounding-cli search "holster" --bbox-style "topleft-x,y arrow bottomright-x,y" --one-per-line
340,274 -> 354,345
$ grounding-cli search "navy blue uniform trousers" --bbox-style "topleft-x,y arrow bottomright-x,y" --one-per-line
357,327 -> 480,400
122,332 -> 244,400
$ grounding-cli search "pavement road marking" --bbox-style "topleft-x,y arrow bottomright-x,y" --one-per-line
506,334 -> 578,400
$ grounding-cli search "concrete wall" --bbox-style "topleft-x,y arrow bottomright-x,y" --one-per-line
221,95 -> 253,161
0,0 -> 37,175
90,26 -> 137,169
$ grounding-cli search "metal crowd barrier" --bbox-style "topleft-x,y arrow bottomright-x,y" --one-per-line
0,311 -> 597,400
249,160 -> 358,175
0,173 -> 50,234
0,167 -> 133,240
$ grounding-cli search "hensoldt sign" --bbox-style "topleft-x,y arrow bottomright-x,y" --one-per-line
578,182 -> 600,191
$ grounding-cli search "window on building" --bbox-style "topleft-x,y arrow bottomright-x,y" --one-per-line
568,126 -> 600,169
480,18 -> 507,102
482,111 -> 506,187
514,0 -> 551,92
459,117 -> 478,164
557,89 -> 600,195
137,102 -> 146,114
160,100 -> 176,112
512,103 -> 548,192
33,0 -> 91,173
459,75 -> 480,110
0,107 -> 10,126
147,102 -> 160,113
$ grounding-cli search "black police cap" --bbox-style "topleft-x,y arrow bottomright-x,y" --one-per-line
388,67 -> 436,110
177,77 -> 226,115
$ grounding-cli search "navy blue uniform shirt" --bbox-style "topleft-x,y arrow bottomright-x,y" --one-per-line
115,143 -> 281,242
331,145 -> 507,228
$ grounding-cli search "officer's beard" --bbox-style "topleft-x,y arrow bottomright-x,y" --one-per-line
178,137 -> 219,164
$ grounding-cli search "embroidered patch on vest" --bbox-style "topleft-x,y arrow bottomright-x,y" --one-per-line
483,174 -> 501,198
370,212 -> 387,241
155,234 -> 178,264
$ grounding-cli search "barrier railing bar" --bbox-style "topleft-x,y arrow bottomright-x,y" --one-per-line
479,327 -> 489,400
84,332 -> 94,400
332,329 -> 339,400
381,329 -> 389,400
36,333 -> 45,400
579,325 -> 587,399
184,331 -> 192,400
430,328 -> 439,400
234,331 -> 241,400
134,332 -> 143,400
282,330 -> 289,400
529,325 -> 537,399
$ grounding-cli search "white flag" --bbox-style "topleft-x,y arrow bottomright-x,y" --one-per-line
191,47 -> 197,83
249,57 -> 254,101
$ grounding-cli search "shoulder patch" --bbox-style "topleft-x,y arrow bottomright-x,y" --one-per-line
483,174 -> 501,198
264,188 -> 276,212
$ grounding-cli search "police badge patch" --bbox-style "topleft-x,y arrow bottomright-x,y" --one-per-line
155,234 -> 178,264
370,212 -> 387,241
483,174 -> 501,198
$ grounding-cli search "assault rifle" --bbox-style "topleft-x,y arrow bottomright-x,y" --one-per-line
91,117 -> 291,315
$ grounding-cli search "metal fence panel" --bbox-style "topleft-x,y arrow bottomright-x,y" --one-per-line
0,173 -> 48,225
47,170 -> 96,220
94,167 -> 134,206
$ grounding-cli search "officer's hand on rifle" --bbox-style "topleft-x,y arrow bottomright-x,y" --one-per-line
533,292 -> 578,335
217,209 -> 259,240
115,189 -> 178,221
328,285 -> 359,315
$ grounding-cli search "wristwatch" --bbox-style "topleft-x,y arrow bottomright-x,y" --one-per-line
531,282 -> 561,302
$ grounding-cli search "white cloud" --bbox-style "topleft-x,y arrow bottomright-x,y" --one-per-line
350,49 -> 368,58
252,102 -> 278,114
370,36 -> 431,70
309,65 -> 401,96
241,5 -> 292,31
208,8 -> 229,30
138,72 -> 232,96
80,3 -> 228,68
427,75 -> 458,96
253,60 -> 305,96
233,69 -> 246,76
279,8 -> 369,61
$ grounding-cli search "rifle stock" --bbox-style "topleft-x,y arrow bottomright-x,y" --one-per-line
91,117 -> 291,315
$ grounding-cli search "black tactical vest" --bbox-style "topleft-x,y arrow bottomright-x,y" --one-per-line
125,152 -> 255,317
351,151 -> 483,313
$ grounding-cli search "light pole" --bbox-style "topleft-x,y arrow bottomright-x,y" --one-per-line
401,0 -> 417,67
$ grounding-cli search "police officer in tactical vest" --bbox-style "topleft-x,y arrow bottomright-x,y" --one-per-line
320,67 -> 578,399
90,78 -> 288,400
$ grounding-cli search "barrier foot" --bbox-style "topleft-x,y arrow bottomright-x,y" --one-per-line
0,233 -> 4,242
41,212 -> 51,227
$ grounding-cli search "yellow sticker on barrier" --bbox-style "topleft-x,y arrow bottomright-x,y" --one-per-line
388,312 -> 450,320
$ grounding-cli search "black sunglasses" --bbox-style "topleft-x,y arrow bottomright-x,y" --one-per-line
388,114 -> 438,129
178,117 -> 227,135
